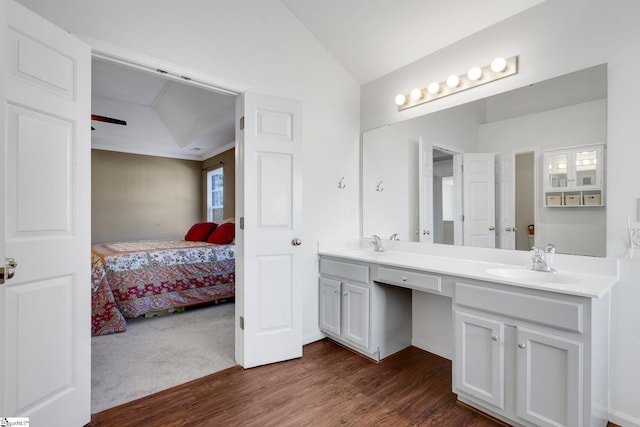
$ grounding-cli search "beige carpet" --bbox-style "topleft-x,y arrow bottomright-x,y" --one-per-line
91,302 -> 236,414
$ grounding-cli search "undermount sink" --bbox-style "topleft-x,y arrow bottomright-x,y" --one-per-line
486,268 -> 581,285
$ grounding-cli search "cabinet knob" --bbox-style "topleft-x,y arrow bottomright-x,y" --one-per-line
489,226 -> 495,231
518,343 -> 526,349
491,335 -> 498,341
343,292 -> 348,297
505,227 -> 512,232
423,230 -> 430,236
402,277 -> 408,282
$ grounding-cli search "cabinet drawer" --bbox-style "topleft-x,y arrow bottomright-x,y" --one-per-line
320,258 -> 369,283
455,283 -> 583,333
377,266 -> 442,293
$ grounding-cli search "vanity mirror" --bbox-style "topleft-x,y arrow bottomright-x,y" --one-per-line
362,64 -> 607,256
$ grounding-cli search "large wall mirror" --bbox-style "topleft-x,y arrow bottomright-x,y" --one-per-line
362,64 -> 607,256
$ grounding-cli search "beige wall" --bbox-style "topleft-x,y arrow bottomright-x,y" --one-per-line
201,149 -> 235,221
91,150 -> 202,243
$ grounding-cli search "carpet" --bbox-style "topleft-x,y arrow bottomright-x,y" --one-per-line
91,302 -> 236,413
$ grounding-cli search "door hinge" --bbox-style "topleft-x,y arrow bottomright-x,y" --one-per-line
239,216 -> 245,230
239,116 -> 245,130
240,316 -> 244,330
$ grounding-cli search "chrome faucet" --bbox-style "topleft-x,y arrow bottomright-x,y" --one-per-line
389,233 -> 399,241
370,235 -> 386,252
529,246 -> 556,272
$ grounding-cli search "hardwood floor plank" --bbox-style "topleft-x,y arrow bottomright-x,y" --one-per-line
87,340 -> 616,427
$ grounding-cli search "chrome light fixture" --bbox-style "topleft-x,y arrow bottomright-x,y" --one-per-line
394,56 -> 518,111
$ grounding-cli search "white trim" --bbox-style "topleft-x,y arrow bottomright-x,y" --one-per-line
608,407 -> 640,427
77,34 -> 248,96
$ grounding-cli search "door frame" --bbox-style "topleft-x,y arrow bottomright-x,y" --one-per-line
513,147 -> 539,250
79,36 -> 247,374
430,143 -> 463,245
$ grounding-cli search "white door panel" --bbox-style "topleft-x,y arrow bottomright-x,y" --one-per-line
1,1 -> 91,424
418,138 -> 434,243
496,152 -> 515,250
237,92 -> 302,369
463,154 -> 496,248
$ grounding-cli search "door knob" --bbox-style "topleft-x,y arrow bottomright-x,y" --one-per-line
291,238 -> 302,246
0,257 -> 18,285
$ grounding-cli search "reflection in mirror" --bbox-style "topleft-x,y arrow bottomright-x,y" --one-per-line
362,64 -> 607,256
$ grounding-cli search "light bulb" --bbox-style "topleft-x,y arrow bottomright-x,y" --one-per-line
394,94 -> 407,106
410,88 -> 423,100
491,57 -> 507,73
446,74 -> 460,88
467,66 -> 482,81
427,82 -> 440,95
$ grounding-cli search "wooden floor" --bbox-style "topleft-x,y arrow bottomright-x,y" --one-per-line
87,340 -> 618,427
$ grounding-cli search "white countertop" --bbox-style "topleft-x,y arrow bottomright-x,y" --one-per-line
318,240 -> 619,299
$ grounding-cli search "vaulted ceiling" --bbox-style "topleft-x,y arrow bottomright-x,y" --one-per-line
89,0 -> 546,160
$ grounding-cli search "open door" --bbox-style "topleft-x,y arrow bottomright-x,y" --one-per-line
1,1 -> 91,424
418,138 -> 434,243
462,153 -> 496,248
495,151 -> 516,250
235,92 -> 303,369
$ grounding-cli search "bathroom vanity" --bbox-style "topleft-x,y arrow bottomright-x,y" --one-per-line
318,241 -> 617,427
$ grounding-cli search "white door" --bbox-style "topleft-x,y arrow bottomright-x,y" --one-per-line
516,327 -> 582,427
495,152 -> 516,250
1,1 -> 91,425
454,311 -> 505,410
463,153 -> 496,248
236,92 -> 303,368
418,138 -> 433,243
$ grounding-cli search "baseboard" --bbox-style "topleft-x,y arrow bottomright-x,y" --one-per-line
608,408 -> 640,427
411,338 -> 452,360
303,331 -> 325,346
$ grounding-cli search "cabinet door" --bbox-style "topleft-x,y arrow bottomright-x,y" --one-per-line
342,282 -> 370,349
319,277 -> 341,336
516,327 -> 582,427
572,146 -> 602,191
545,152 -> 570,191
454,311 -> 505,410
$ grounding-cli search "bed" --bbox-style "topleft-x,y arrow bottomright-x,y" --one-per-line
91,239 -> 235,336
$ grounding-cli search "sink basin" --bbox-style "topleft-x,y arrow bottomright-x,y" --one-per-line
486,268 -> 580,285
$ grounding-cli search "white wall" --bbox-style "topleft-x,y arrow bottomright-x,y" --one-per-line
479,100 -> 607,256
362,1 -> 640,424
16,0 -> 362,345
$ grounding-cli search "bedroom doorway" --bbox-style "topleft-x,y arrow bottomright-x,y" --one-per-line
90,50 -> 241,412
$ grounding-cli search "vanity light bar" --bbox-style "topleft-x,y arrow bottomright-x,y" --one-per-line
395,56 -> 519,111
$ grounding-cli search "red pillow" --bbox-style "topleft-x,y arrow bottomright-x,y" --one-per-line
206,222 -> 235,244
185,222 -> 217,241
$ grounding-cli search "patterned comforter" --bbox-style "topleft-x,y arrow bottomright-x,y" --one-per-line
91,240 -> 235,336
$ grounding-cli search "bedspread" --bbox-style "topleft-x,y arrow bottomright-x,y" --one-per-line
91,240 -> 235,336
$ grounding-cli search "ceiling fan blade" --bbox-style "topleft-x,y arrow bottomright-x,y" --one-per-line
91,114 -> 127,126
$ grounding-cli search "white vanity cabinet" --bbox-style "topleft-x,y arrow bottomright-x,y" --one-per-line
319,256 -> 412,361
453,280 -> 609,427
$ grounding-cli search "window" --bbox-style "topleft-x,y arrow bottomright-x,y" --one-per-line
207,168 -> 224,222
